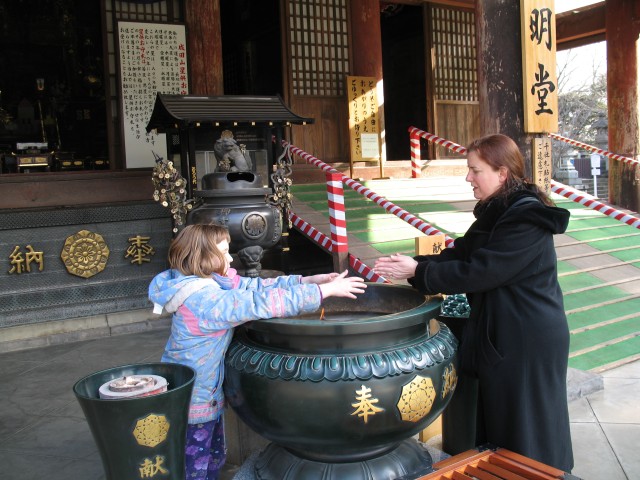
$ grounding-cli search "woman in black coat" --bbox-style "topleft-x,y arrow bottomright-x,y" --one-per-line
374,134 -> 574,472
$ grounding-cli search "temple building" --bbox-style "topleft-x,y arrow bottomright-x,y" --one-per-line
0,0 -> 637,351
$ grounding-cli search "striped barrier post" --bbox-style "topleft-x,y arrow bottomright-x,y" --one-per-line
548,132 -> 640,167
409,128 -> 422,178
326,172 -> 349,272
289,211 -> 388,282
284,141 -> 456,248
326,172 -> 349,253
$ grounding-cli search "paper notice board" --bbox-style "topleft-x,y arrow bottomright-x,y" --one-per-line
118,21 -> 189,168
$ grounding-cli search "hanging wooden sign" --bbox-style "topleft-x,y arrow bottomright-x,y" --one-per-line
347,76 -> 380,165
532,137 -> 552,194
520,0 -> 558,133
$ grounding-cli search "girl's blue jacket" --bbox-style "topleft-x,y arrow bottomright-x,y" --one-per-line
149,268 -> 322,424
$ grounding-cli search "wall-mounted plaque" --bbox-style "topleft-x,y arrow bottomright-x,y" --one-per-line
118,21 -> 189,168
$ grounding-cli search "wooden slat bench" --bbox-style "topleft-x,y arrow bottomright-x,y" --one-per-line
417,446 -> 583,480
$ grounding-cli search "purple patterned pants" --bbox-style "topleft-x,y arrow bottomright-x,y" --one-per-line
184,417 -> 226,480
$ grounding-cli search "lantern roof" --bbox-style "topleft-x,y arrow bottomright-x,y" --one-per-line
146,93 -> 314,132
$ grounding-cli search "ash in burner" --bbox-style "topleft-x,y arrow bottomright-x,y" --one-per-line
109,376 -> 155,392
98,374 -> 168,399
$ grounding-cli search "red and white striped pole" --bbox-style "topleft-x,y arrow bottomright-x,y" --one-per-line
326,172 -> 349,272
285,141 -> 456,247
409,129 -> 422,178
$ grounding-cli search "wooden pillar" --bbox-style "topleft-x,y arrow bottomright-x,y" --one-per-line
350,0 -> 383,79
475,1 -> 532,174
607,0 -> 640,210
350,0 -> 386,161
184,0 -> 224,95
423,5 -> 437,161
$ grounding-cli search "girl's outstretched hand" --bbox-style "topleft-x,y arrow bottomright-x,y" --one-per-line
301,272 -> 340,285
318,270 -> 367,299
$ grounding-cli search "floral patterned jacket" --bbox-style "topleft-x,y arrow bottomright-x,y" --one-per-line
149,268 -> 322,424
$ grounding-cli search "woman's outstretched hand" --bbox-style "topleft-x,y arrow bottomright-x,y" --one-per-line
318,270 -> 367,299
373,254 -> 418,280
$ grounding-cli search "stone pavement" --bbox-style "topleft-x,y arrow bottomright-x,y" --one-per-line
0,328 -> 637,479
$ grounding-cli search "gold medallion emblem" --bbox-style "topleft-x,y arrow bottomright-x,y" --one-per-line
60,230 -> 110,278
397,375 -> 436,422
442,364 -> 458,398
133,413 -> 170,448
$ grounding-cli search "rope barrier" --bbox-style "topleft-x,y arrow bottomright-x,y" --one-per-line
408,126 -> 467,155
289,212 -> 334,252
284,141 -> 456,248
548,132 -> 640,167
408,126 -> 640,231
550,183 -> 640,229
286,128 -> 640,286
289,212 -> 388,282
349,255 -> 387,283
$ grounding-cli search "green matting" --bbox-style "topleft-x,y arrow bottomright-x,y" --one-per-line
570,317 -> 640,351
567,298 -> 640,330
559,272 -> 604,291
292,183 -> 640,371
569,336 -> 640,371
557,261 -> 578,275
563,286 -> 629,311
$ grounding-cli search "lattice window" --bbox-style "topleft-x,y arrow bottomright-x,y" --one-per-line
287,0 -> 350,96
431,7 -> 477,102
108,0 -> 178,21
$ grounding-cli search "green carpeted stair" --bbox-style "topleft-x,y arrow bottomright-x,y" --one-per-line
291,181 -> 640,372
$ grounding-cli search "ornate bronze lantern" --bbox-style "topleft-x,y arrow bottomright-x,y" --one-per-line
188,171 -> 282,277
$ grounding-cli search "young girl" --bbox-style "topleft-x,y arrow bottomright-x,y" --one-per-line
149,223 -> 367,480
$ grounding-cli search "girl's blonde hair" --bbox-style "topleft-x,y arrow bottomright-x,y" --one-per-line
168,224 -> 231,277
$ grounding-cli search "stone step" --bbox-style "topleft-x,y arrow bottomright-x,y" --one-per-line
578,177 -> 609,199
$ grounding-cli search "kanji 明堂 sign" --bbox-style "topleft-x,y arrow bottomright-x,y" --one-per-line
520,0 -> 558,133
